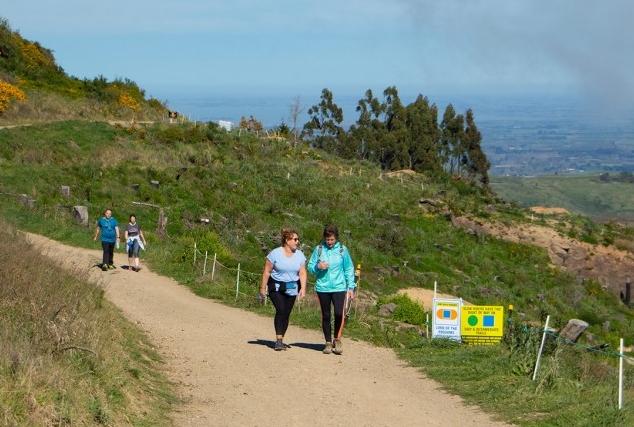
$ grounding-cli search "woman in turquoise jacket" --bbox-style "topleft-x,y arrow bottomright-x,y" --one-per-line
307,225 -> 355,355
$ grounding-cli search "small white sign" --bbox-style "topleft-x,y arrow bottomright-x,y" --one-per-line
432,298 -> 462,340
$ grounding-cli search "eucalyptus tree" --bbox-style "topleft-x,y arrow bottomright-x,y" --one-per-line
463,109 -> 490,185
440,104 -> 466,175
405,94 -> 442,173
348,89 -> 386,162
382,86 -> 409,170
302,88 -> 344,154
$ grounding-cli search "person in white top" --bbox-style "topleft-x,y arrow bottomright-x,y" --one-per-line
124,214 -> 147,272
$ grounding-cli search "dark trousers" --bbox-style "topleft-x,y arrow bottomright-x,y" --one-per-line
268,291 -> 297,337
101,241 -> 115,265
317,291 -> 346,342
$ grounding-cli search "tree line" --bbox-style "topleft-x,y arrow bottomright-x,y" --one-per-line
301,87 -> 490,185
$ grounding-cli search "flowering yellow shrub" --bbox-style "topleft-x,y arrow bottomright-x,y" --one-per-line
0,81 -> 26,113
14,34 -> 54,71
119,93 -> 141,110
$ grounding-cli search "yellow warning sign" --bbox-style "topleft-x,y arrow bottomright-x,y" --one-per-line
461,306 -> 504,344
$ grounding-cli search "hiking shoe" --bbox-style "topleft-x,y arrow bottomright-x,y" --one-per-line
323,342 -> 332,354
101,264 -> 108,271
333,338 -> 343,355
107,264 -> 116,269
274,339 -> 284,351
130,266 -> 137,272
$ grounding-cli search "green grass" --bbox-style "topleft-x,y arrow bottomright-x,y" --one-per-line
400,329 -> 634,426
0,221 -> 177,426
2,120 -> 634,426
490,174 -> 634,224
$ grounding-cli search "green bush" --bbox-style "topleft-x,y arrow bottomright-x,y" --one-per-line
389,294 -> 426,326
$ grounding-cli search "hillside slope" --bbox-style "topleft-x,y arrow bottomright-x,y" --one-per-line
451,215 -> 634,296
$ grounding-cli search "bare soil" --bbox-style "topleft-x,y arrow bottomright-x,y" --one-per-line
26,233 -> 511,427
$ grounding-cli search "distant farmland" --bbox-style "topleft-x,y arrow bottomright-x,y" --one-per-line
490,173 -> 634,224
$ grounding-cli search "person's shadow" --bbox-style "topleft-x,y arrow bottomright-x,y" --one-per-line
248,339 -> 323,351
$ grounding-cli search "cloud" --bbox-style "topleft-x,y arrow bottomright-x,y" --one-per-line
394,0 -> 634,101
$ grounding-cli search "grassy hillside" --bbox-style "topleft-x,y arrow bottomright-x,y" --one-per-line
0,120 -> 585,314
0,17 -> 167,124
3,15 -> 634,427
0,222 -> 176,426
491,174 -> 634,225
2,120 -> 634,425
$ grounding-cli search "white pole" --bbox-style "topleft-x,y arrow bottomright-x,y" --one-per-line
203,251 -> 208,275
211,253 -> 217,281
619,338 -> 624,409
532,315 -> 551,381
235,263 -> 241,300
193,243 -> 197,265
426,313 -> 429,339
434,280 -> 437,299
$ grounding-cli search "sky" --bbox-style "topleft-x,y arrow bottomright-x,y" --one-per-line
3,0 -> 634,108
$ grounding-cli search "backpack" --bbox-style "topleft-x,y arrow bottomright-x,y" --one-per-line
317,242 -> 344,257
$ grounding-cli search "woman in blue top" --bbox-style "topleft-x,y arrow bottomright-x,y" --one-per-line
260,228 -> 307,351
307,225 -> 355,355
93,209 -> 120,271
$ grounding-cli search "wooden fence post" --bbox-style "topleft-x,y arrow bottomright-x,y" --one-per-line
157,208 -> 167,237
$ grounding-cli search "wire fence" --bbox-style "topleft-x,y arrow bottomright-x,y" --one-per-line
191,243 -> 634,410
527,315 -> 633,409
193,244 -> 631,354
190,244 -> 321,314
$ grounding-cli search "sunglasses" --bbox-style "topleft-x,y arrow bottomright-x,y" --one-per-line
292,237 -> 299,242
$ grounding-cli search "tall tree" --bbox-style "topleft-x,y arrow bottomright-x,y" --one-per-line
288,95 -> 304,147
462,109 -> 490,185
406,95 -> 441,173
440,104 -> 466,175
382,86 -> 409,170
348,89 -> 386,162
302,88 -> 344,153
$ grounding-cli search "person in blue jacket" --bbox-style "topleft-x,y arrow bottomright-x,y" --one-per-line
307,225 -> 355,355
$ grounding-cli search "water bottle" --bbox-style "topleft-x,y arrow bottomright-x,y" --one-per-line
116,240 -> 120,249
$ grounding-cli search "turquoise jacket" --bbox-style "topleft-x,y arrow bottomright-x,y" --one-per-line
307,241 -> 355,293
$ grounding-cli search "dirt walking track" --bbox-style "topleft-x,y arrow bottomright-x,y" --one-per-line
27,233 -> 511,427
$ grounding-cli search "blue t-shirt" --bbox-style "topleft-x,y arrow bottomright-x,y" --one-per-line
267,247 -> 306,296
97,217 -> 119,243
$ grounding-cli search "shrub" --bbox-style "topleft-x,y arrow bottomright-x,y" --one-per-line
0,80 -> 25,113
389,294 -> 426,326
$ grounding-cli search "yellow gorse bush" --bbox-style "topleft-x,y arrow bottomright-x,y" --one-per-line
0,81 -> 26,113
14,34 -> 55,71
119,93 -> 141,110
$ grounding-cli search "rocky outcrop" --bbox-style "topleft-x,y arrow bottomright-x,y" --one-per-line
451,216 -> 634,296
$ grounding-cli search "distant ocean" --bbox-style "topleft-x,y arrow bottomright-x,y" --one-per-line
161,91 -> 634,175
164,91 -> 633,130
162,91 -> 510,129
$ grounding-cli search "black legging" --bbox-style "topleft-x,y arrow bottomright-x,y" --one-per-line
101,241 -> 115,265
317,291 -> 347,342
268,291 -> 297,336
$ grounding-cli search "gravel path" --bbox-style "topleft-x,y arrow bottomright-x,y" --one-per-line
27,233 -> 512,427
